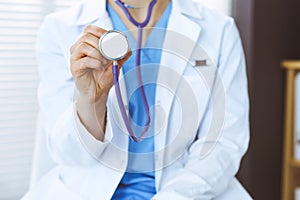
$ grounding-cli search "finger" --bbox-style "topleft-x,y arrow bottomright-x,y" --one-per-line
71,42 -> 102,61
70,25 -> 106,54
83,25 -> 106,38
71,57 -> 104,75
71,33 -> 100,53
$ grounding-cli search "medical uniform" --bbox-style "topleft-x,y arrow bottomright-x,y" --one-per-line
23,0 -> 252,199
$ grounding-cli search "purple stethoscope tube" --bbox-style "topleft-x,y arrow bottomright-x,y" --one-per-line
113,0 -> 157,142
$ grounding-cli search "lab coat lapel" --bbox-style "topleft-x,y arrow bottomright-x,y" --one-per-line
154,3 -> 202,189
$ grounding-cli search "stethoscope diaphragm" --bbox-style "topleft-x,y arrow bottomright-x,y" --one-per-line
99,30 -> 130,61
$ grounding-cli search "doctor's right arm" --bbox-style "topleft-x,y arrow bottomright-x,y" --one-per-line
37,16 -> 128,166
70,24 -> 131,142
70,25 -> 112,142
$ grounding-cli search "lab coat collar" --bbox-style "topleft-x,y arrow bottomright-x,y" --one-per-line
172,0 -> 203,20
76,0 -> 106,25
75,0 -> 203,25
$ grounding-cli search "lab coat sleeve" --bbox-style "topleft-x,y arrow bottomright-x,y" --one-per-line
37,15 -> 113,167
152,19 -> 250,199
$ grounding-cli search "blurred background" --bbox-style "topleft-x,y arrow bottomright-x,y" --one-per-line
0,0 -> 299,199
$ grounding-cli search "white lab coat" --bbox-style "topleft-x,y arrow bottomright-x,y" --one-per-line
23,0 -> 252,199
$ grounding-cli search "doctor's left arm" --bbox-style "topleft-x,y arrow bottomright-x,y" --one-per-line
36,15 -> 112,166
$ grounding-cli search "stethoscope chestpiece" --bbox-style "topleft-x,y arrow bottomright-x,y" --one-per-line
99,30 -> 130,62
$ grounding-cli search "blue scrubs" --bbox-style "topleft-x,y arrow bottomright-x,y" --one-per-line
107,2 -> 172,199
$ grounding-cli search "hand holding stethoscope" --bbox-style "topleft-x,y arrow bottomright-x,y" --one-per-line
70,26 -> 132,141
70,26 -> 131,98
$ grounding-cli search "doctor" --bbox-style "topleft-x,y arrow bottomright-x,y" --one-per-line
23,0 -> 251,199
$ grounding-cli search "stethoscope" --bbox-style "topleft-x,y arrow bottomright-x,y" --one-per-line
99,0 -> 157,142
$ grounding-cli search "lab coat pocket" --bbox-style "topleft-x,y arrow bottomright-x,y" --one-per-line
21,166 -> 82,200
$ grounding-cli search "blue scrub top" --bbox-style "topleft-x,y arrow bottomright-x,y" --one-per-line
107,2 -> 172,200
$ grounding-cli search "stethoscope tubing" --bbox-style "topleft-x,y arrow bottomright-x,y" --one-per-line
115,0 -> 157,28
111,0 -> 157,142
